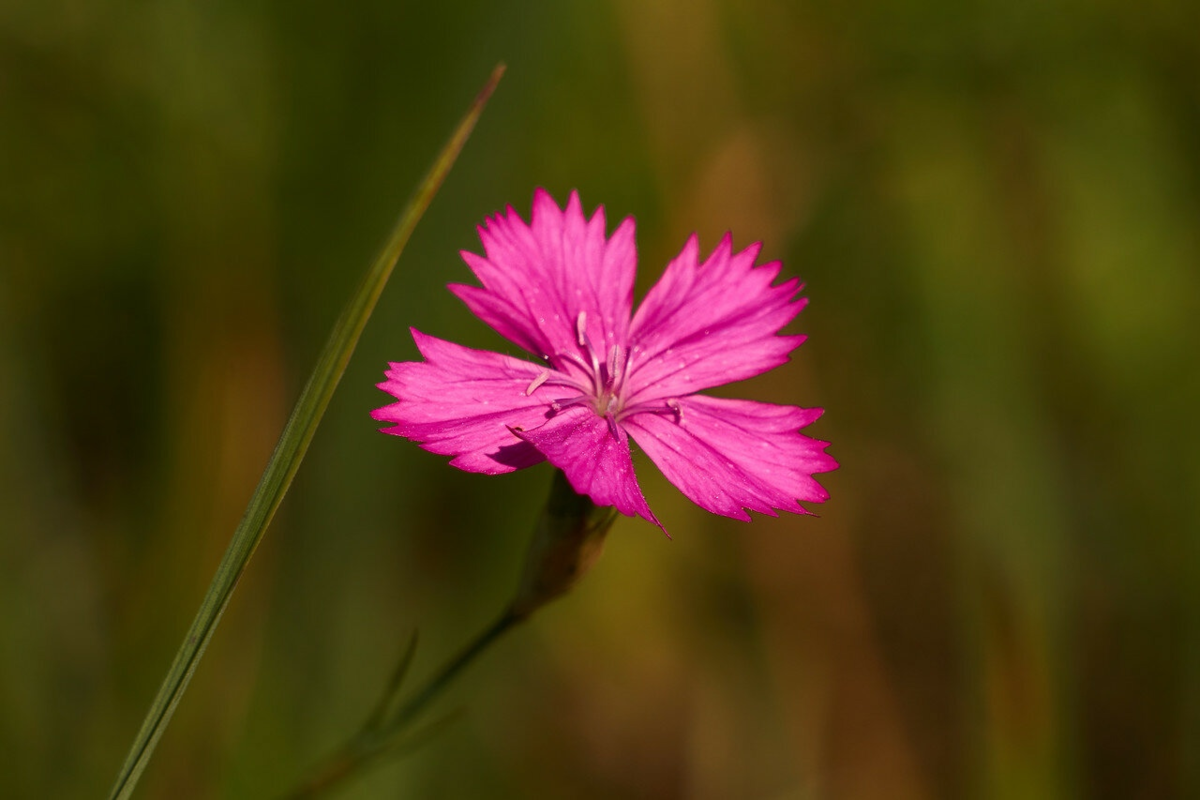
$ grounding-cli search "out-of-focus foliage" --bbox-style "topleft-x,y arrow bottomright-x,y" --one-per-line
2,0 -> 1198,797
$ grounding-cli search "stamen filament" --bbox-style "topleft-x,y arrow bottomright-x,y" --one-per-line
550,395 -> 591,413
556,350 -> 591,375
616,398 -> 685,423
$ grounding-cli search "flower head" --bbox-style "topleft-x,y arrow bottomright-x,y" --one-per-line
373,189 -> 837,530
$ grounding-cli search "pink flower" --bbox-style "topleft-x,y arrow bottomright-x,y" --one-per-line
373,190 -> 837,530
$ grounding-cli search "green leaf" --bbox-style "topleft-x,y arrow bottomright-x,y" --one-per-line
107,63 -> 507,800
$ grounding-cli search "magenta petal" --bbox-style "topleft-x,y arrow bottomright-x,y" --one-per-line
623,395 -> 836,521
371,330 -> 553,474
625,234 -> 806,403
513,407 -> 662,529
452,188 -> 637,363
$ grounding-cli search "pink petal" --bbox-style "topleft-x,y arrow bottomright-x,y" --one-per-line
372,330 -> 555,474
622,395 -> 836,521
450,189 -> 637,365
625,234 -> 806,403
513,406 -> 662,530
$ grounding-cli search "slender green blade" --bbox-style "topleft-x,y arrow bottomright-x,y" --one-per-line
108,63 -> 506,800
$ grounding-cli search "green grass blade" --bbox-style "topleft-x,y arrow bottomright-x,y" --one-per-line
107,63 -> 506,800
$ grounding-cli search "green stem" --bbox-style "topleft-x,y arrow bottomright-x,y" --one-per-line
282,470 -> 619,798
107,64 -> 506,800
389,611 -> 522,729
284,611 -> 523,799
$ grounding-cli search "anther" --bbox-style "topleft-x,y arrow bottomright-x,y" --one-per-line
667,398 -> 683,422
606,344 -> 622,387
575,312 -> 588,347
525,370 -> 550,396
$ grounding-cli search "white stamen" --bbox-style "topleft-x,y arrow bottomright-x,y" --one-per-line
525,370 -> 550,396
606,344 -> 622,388
575,312 -> 588,347
667,398 -> 683,421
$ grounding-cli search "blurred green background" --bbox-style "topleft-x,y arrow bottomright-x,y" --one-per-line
3,0 -> 1199,797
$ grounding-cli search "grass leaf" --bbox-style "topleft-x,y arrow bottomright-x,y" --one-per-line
107,63 -> 506,800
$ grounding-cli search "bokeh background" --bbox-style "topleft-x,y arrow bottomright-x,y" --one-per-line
3,0 -> 1199,797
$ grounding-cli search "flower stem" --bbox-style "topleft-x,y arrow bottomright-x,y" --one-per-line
283,611 -> 522,799
283,470 -> 619,798
386,611 -> 522,728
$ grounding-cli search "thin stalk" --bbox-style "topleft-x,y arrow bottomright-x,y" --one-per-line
284,611 -> 523,799
282,470 -> 618,798
107,63 -> 506,800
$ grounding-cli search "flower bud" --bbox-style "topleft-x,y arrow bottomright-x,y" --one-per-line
508,470 -> 618,620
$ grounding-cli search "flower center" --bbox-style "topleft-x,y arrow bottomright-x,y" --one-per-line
523,313 -> 628,415
524,312 -> 683,433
